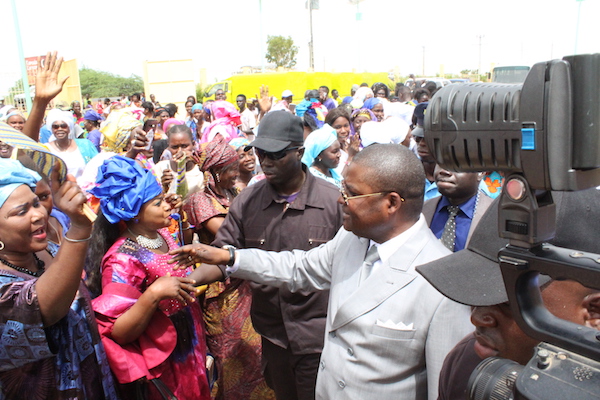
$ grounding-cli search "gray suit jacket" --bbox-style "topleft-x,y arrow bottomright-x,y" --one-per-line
422,191 -> 494,246
234,218 -> 472,400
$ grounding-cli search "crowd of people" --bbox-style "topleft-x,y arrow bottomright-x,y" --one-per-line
0,51 -> 597,400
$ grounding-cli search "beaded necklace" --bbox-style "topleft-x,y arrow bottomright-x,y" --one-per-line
0,254 -> 45,277
127,228 -> 165,249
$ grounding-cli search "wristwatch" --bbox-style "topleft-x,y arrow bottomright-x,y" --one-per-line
222,245 -> 236,266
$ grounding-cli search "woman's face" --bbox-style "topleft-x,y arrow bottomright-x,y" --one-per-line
372,103 -> 385,122
7,115 -> 25,131
216,161 -> 240,189
83,120 -> 95,132
137,195 -> 172,230
34,179 -> 54,215
72,102 -> 81,114
332,116 -> 350,144
159,111 -> 170,123
51,120 -> 70,140
0,141 -> 13,159
167,132 -> 194,157
375,89 -> 387,98
193,109 -> 203,122
0,185 -> 48,253
353,115 -> 371,134
185,102 -> 193,115
237,147 -> 255,173
319,140 -> 342,169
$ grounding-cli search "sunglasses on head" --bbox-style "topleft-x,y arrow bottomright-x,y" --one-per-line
256,146 -> 302,161
52,123 -> 69,129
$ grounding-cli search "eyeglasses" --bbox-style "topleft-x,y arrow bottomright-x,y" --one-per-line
51,123 -> 69,129
256,146 -> 303,161
339,184 -> 404,205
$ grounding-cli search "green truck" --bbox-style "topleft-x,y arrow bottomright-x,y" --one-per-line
203,71 -> 393,102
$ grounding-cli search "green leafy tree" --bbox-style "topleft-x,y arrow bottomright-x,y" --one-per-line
265,35 -> 298,69
79,67 -> 143,98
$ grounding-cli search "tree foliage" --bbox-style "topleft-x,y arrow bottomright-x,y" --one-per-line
265,35 -> 298,69
79,67 -> 144,98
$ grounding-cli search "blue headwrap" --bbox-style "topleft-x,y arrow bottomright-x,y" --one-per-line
363,97 -> 382,110
0,159 -> 41,209
229,137 -> 250,151
90,156 -> 162,224
84,110 -> 103,121
301,124 -> 342,182
191,103 -> 203,112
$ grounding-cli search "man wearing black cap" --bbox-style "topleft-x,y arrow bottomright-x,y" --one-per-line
416,189 -> 600,400
212,110 -> 343,400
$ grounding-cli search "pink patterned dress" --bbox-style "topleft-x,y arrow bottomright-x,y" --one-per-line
92,228 -> 211,400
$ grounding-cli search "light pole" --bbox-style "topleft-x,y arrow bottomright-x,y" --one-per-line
574,0 -> 584,54
10,0 -> 32,112
477,34 -> 484,76
309,0 -> 315,70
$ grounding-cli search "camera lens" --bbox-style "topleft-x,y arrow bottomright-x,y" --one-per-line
467,357 -> 523,400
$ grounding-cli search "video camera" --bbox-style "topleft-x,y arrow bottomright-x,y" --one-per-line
424,54 -> 600,399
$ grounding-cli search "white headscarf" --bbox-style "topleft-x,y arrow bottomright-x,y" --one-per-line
46,109 -> 76,141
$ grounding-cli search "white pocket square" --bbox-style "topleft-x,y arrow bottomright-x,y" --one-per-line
376,319 -> 414,331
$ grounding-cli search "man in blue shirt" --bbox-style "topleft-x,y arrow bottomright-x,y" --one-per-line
422,165 -> 493,252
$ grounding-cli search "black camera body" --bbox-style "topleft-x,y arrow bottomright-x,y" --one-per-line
424,54 -> 600,399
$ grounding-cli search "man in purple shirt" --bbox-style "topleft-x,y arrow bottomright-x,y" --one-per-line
318,86 -> 337,111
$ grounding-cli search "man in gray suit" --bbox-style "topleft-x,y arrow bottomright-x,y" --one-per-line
176,144 -> 472,400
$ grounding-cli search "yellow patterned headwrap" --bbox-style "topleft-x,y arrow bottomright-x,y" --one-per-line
100,109 -> 143,153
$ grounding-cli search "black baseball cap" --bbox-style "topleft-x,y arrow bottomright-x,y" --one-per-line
416,188 -> 600,307
246,110 -> 304,152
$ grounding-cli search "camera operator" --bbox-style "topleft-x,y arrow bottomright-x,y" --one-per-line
416,189 -> 600,400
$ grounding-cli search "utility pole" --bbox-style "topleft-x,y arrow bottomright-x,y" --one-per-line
309,0 -> 315,70
477,34 -> 484,76
422,46 -> 425,76
574,0 -> 584,54
10,0 -> 32,112
259,0 -> 265,72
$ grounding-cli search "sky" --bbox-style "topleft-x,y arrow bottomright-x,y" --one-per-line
1,0 -> 599,95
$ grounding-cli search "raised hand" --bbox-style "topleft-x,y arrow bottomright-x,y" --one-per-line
161,169 -> 174,192
256,85 -> 273,115
34,51 -> 69,102
52,174 -> 91,229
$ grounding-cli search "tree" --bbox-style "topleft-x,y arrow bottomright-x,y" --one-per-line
265,35 -> 298,69
79,67 -> 144,98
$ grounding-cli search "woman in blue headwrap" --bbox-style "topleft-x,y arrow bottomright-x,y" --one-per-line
302,124 -> 342,188
363,97 -> 385,122
87,155 -> 211,400
186,103 -> 205,140
0,158 -> 118,399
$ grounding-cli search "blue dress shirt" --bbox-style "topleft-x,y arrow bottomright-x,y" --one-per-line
430,193 -> 478,252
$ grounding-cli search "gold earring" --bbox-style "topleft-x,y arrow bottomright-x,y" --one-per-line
0,241 -> 4,251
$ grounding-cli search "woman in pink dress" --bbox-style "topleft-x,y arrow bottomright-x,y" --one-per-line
87,155 -> 211,400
